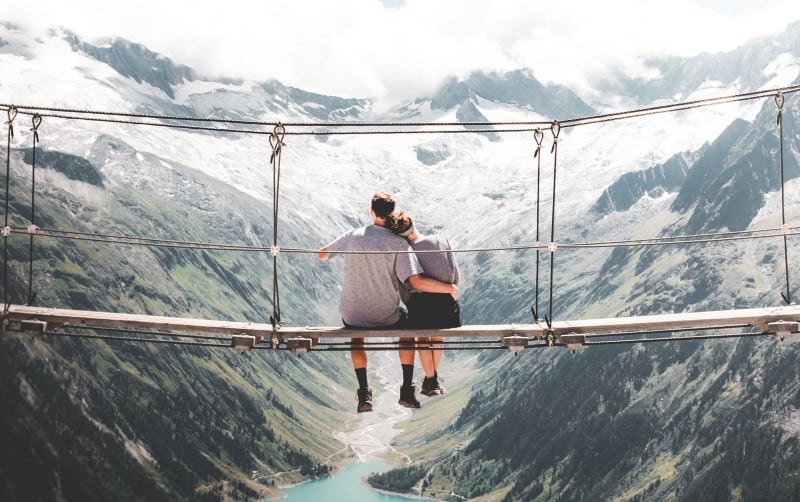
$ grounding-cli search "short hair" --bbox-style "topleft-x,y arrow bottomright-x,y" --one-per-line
371,193 -> 395,218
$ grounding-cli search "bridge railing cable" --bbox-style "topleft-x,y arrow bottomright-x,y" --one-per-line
2,85 -> 800,352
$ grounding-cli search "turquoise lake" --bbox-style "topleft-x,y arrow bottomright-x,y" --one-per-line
279,462 -> 422,501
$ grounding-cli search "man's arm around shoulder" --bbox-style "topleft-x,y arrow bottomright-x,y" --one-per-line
407,274 -> 458,299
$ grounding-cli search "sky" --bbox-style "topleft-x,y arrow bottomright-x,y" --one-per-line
6,0 -> 800,107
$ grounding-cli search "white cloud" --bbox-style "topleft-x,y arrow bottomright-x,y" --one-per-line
6,0 -> 800,106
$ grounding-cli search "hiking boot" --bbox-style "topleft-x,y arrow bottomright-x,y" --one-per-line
356,387 -> 373,413
398,385 -> 421,408
421,376 -> 445,397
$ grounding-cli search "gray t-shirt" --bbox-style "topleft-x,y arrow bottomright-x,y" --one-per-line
326,225 -> 422,327
407,234 -> 459,293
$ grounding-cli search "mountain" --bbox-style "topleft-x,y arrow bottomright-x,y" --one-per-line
395,69 -> 593,144
3,16 -> 800,502
0,24 -> 362,501
371,26 -> 800,502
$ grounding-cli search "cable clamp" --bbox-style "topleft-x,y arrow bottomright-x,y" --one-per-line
1,226 -> 10,237
548,242 -> 558,253
269,314 -> 283,350
0,302 -> 9,332
270,245 -> 280,257
781,224 -> 789,235
26,224 -> 38,234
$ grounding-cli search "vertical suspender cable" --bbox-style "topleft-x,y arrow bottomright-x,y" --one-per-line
268,124 -> 285,330
2,106 -> 17,308
26,114 -> 41,306
775,94 -> 792,305
532,129 -> 544,320
547,122 -> 561,324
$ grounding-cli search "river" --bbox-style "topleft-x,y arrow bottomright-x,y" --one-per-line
279,350 -> 424,501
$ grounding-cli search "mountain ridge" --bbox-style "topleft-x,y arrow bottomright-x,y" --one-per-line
3,16 -> 800,502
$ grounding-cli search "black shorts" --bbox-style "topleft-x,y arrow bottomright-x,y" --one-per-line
406,293 -> 461,329
343,306 -> 409,330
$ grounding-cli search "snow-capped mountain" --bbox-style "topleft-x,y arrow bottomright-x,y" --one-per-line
3,16 -> 800,501
6,21 -> 793,324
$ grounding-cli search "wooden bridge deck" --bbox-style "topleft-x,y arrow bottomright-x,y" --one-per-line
4,304 -> 800,352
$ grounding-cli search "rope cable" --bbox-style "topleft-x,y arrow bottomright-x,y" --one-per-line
547,122 -> 561,324
3,106 -> 17,307
6,224 -> 799,256
1,85 -> 799,350
269,124 -> 285,327
776,94 -> 792,304
3,84 -> 800,137
585,330 -> 766,346
60,324 -> 234,341
43,330 -> 233,348
26,114 -> 41,306
582,323 -> 753,339
533,128 -> 544,319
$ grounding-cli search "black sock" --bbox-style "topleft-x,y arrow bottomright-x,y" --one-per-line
434,371 -> 438,381
402,364 -> 414,387
355,368 -> 368,389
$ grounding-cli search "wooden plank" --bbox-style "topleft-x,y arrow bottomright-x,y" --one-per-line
550,305 -> 800,335
5,305 -> 278,338
5,304 -> 800,340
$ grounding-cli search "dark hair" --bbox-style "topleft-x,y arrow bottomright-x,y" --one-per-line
371,193 -> 395,218
387,210 -> 413,235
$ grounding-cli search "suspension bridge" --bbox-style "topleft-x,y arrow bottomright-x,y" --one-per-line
2,84 -> 800,354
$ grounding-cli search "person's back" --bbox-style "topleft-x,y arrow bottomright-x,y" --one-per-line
409,235 -> 459,288
319,193 -> 456,413
387,211 -> 461,398
327,224 -> 418,327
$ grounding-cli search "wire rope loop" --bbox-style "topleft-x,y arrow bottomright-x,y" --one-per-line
30,114 -> 42,142
5,106 -> 17,138
269,123 -> 286,164
550,121 -> 561,139
775,93 -> 785,125
5,106 -> 17,125
533,128 -> 544,158
550,121 -> 561,154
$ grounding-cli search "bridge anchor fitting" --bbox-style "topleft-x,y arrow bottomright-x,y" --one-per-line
232,334 -> 256,352
767,320 -> 799,341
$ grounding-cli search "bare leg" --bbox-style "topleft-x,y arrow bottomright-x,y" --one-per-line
351,337 -> 367,369
431,336 -> 444,375
399,336 -> 415,365
417,337 -> 436,378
